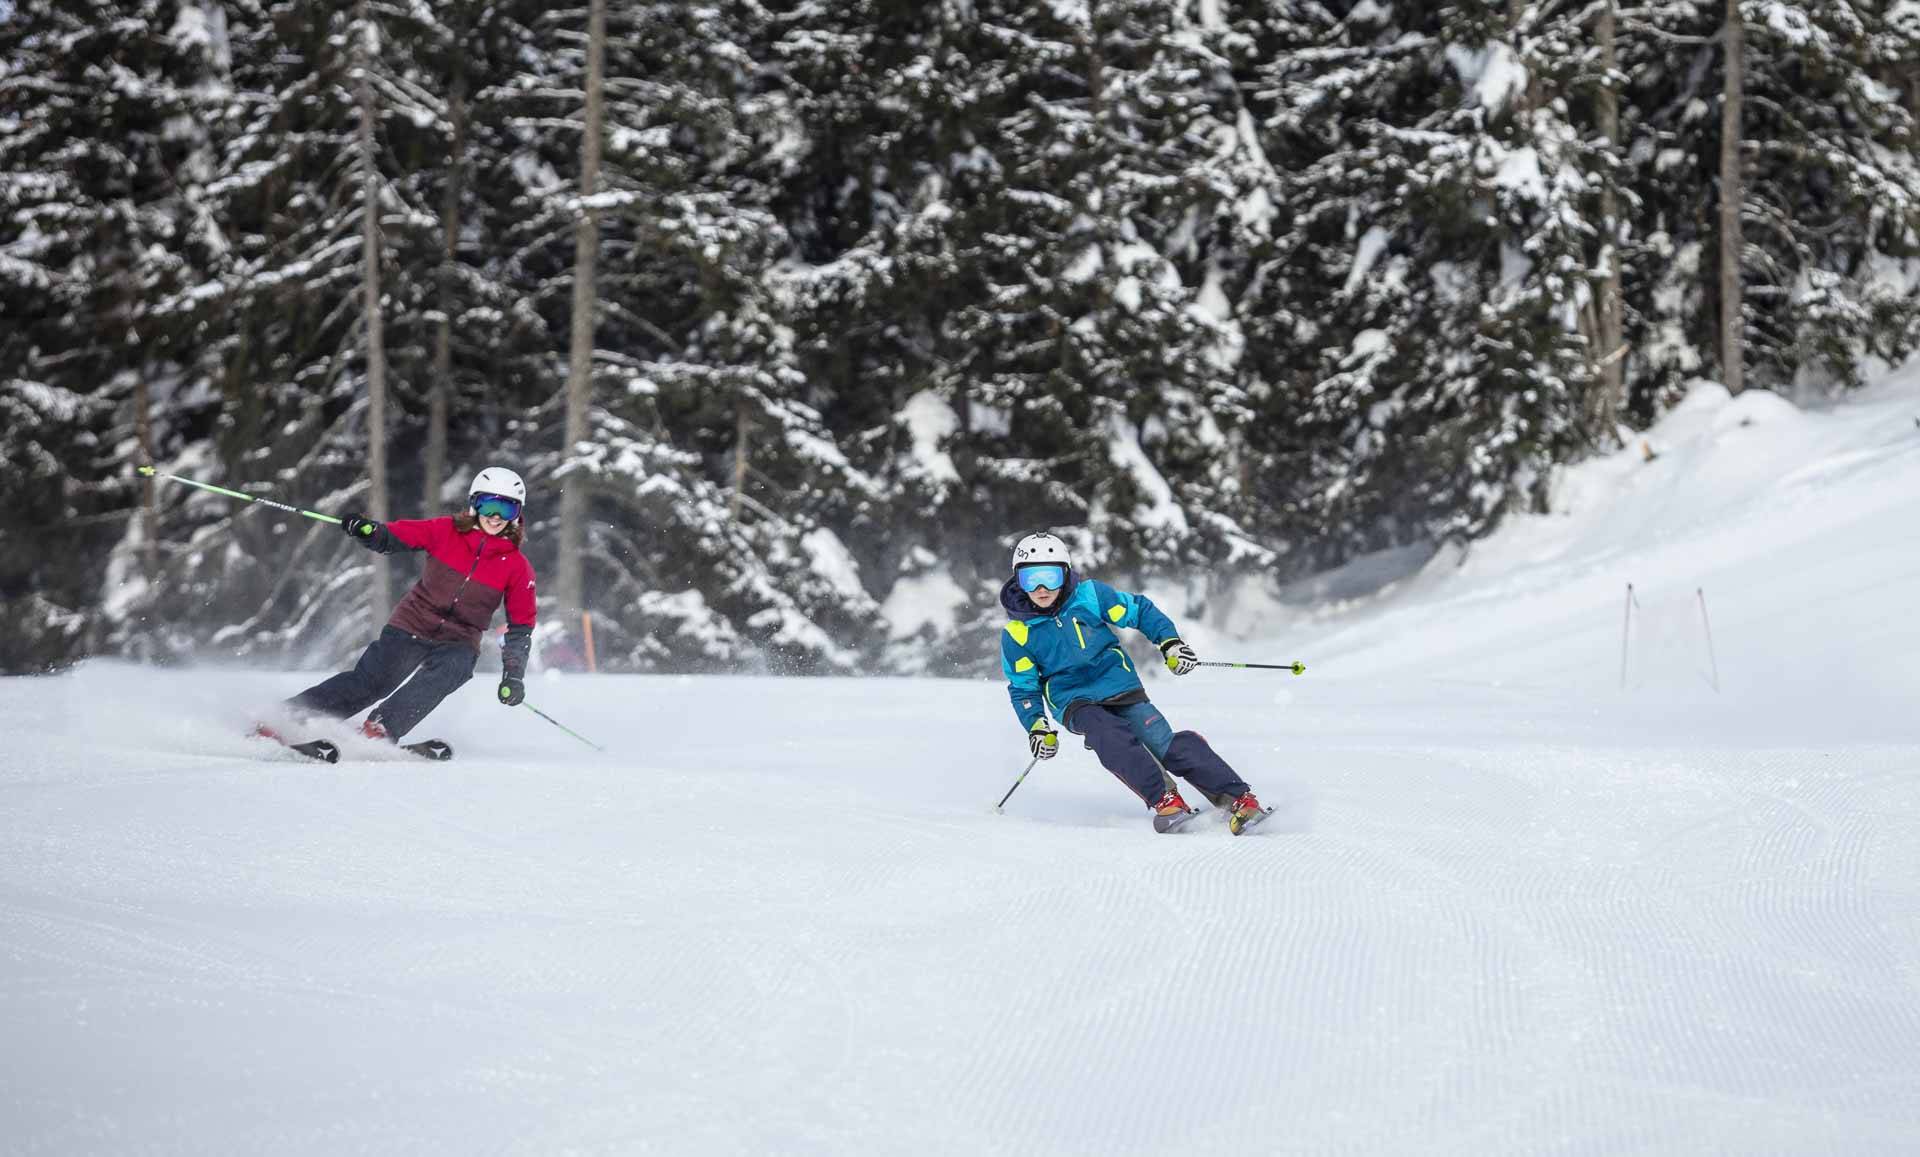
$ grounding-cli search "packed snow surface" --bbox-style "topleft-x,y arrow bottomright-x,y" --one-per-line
6,372 -> 1920,1154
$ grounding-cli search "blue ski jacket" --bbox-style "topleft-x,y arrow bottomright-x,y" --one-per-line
999,573 -> 1181,735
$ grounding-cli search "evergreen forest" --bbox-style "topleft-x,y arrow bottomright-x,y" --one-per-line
4,0 -> 1917,675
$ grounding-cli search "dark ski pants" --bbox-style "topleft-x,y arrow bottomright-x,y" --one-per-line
288,626 -> 475,741
1063,699 -> 1249,808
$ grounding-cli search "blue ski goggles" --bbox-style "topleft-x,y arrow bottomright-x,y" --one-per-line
472,493 -> 522,521
1016,564 -> 1067,593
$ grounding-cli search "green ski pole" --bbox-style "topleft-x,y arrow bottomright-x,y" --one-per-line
995,756 -> 1042,812
136,465 -> 344,526
523,702 -> 605,752
1195,660 -> 1307,675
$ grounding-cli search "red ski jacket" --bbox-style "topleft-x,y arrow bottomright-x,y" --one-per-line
373,516 -> 537,651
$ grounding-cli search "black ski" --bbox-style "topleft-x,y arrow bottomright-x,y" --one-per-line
402,739 -> 454,762
252,725 -> 340,764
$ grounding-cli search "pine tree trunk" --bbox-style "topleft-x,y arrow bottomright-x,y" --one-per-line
135,376 -> 156,576
1082,0 -> 1106,316
425,4 -> 468,513
731,397 -> 748,520
1592,0 -> 1625,440
554,0 -> 606,615
356,0 -> 392,617
1507,0 -> 1537,111
1086,0 -> 1104,126
1719,0 -> 1746,396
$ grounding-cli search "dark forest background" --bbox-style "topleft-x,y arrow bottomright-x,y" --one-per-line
4,0 -> 1917,675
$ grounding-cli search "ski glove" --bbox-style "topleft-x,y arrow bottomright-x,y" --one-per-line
497,676 -> 525,707
1161,638 -> 1199,676
1028,728 -> 1059,760
341,513 -> 380,540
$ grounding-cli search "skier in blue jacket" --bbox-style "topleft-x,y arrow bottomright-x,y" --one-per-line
999,532 -> 1267,833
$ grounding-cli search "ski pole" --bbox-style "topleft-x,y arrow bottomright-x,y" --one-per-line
136,465 -> 343,525
523,702 -> 605,751
1196,660 -> 1307,675
995,757 -> 1041,812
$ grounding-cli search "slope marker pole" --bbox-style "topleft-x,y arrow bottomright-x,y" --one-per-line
1697,587 -> 1720,693
1620,583 -> 1634,690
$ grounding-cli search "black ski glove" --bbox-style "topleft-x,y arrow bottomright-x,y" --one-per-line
1028,728 -> 1059,760
500,624 -> 532,708
341,513 -> 381,541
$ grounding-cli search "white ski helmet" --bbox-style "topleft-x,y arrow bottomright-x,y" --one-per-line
1011,531 -> 1071,572
469,465 -> 527,506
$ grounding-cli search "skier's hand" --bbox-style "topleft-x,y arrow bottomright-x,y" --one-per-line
1161,638 -> 1199,676
1028,728 -> 1059,760
497,676 -> 525,707
341,513 -> 380,540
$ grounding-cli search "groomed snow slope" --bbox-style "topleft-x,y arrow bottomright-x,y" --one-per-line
4,374 -> 1919,1155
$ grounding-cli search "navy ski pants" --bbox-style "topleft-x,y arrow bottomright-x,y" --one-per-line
1063,699 -> 1249,807
289,626 -> 475,740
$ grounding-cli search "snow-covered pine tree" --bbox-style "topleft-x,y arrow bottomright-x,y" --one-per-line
1614,1 -> 1920,412
0,0 -> 230,670
755,1 -> 973,636
935,0 -> 1264,579
105,0 -> 459,664
6,0 -> 1913,675
489,0 -> 883,671
735,1 -> 1008,669
1737,2 -> 1920,389
777,2 -> 1267,636
1240,0 -> 1589,572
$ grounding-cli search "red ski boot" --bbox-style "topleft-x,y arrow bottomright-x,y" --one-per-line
1151,788 -> 1196,834
1228,790 -> 1271,836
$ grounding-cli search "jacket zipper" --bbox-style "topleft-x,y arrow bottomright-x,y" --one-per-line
426,538 -> 487,639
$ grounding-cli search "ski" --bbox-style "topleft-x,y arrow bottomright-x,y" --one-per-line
251,724 -> 341,764
402,739 -> 454,762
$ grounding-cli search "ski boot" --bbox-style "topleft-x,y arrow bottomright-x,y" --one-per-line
1152,788 -> 1197,834
1228,790 -> 1271,836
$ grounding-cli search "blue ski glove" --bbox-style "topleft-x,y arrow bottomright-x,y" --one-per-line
1161,638 -> 1198,676
497,676 -> 525,707
1028,728 -> 1059,760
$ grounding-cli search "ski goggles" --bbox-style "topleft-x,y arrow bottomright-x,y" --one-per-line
472,493 -> 522,521
1017,564 -> 1067,593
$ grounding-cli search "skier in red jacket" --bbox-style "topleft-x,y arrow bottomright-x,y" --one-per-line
285,466 -> 538,744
